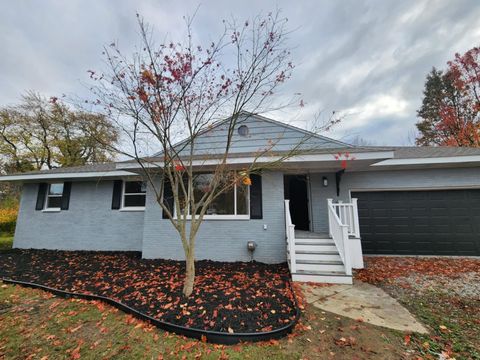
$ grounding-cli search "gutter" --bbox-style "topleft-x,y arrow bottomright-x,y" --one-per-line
0,170 -> 138,182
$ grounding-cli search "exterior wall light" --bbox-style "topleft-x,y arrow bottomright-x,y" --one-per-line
322,176 -> 328,187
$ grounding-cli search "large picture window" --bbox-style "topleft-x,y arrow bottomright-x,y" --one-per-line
177,173 -> 249,219
122,181 -> 146,209
45,183 -> 64,210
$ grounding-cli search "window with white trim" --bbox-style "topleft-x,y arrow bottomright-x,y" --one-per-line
45,183 -> 64,210
122,181 -> 146,209
177,173 -> 249,219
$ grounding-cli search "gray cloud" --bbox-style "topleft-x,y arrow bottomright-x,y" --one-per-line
1,0 -> 479,145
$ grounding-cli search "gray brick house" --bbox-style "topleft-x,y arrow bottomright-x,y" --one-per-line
2,113 -> 480,284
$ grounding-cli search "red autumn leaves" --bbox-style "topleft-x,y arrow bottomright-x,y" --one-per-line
418,46 -> 480,147
334,151 -> 356,169
355,256 -> 480,284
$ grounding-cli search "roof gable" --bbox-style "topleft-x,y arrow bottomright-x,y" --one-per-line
166,112 -> 351,157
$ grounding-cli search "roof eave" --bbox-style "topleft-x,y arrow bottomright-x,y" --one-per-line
116,150 -> 395,170
0,170 -> 139,182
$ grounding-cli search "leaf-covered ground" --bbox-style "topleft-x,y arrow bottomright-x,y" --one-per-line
0,282 -> 409,359
356,257 -> 480,360
0,249 -> 297,333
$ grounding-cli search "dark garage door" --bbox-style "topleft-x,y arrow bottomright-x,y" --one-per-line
352,190 -> 480,255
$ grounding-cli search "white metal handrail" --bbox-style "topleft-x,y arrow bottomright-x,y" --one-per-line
329,199 -> 360,238
284,200 -> 296,273
327,199 -> 352,276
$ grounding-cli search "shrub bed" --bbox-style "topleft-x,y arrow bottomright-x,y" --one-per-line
0,249 -> 297,334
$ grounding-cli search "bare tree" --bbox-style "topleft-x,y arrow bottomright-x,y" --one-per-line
88,11 -> 337,297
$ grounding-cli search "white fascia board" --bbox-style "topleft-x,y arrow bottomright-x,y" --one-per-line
371,155 -> 480,166
0,170 -> 138,182
117,151 -> 395,169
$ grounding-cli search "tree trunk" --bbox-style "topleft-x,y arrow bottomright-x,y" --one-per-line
183,249 -> 195,297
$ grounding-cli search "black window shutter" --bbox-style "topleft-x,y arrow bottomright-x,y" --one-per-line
162,179 -> 174,219
249,174 -> 263,219
111,180 -> 122,209
35,183 -> 48,210
60,182 -> 72,210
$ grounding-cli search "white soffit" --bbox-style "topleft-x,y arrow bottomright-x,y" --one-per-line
371,155 -> 480,166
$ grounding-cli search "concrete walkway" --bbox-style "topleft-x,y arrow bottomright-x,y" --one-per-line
302,281 -> 428,334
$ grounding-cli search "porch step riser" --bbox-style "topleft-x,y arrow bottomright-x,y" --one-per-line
295,244 -> 337,252
292,273 -> 353,284
296,263 -> 345,272
294,238 -> 332,244
295,253 -> 341,261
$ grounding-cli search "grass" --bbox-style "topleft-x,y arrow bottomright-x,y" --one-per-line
399,291 -> 480,360
0,282 -> 409,359
357,255 -> 480,360
0,236 -> 13,250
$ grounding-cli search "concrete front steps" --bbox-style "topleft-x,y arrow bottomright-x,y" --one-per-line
289,236 -> 353,285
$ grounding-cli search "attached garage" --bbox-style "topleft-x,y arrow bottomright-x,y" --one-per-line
353,189 -> 480,256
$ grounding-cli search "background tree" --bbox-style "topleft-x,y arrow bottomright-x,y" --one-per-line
416,46 -> 480,146
88,12 -> 337,297
0,91 -> 119,173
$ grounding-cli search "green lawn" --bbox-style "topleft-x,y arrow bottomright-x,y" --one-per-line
0,236 -> 13,250
0,283 -> 408,359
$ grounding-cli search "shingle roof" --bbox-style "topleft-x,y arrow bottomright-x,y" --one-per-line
391,146 -> 480,159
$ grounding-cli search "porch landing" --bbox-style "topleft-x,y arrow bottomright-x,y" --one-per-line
295,230 -> 330,239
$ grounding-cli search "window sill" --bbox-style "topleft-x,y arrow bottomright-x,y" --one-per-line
119,207 -> 145,212
175,215 -> 250,221
42,208 -> 61,213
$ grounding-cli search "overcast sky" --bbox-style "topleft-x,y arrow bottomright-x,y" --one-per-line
1,0 -> 479,145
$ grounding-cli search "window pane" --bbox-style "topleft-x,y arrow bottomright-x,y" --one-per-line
125,181 -> 146,194
192,174 -> 234,215
47,196 -> 62,208
49,183 -> 64,196
236,184 -> 249,215
124,194 -> 146,207
192,174 -> 214,214
208,189 -> 234,215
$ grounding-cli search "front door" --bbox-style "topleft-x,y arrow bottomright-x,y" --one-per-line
284,175 -> 310,231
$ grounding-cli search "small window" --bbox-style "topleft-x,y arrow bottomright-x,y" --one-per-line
238,125 -> 249,137
122,181 -> 146,209
45,183 -> 64,209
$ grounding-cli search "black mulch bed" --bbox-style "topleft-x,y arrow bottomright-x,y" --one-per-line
0,249 -> 297,333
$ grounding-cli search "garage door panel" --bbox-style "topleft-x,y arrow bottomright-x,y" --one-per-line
372,208 -> 389,217
451,207 -> 469,215
391,209 -> 410,217
411,207 -> 428,216
353,190 -> 480,256
430,208 -> 449,216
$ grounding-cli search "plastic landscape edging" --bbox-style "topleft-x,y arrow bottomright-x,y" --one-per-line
1,277 -> 301,345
